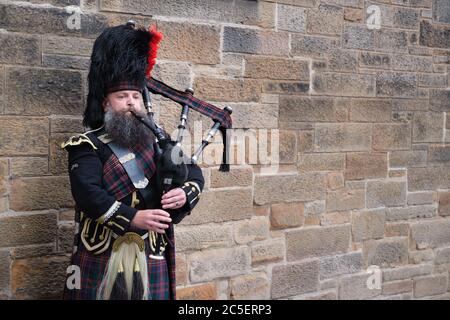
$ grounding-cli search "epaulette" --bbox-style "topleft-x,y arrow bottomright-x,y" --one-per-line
60,133 -> 98,150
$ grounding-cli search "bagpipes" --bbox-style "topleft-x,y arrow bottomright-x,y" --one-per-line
126,21 -> 233,224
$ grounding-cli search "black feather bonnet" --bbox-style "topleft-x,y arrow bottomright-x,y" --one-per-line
83,23 -> 162,129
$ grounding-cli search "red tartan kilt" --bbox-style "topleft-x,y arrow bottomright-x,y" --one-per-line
63,236 -> 173,300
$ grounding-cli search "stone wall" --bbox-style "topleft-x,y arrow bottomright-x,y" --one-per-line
0,0 -> 449,300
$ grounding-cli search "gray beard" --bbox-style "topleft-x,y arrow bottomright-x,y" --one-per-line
104,110 -> 154,148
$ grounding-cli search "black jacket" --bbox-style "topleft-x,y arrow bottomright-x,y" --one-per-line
62,128 -> 204,237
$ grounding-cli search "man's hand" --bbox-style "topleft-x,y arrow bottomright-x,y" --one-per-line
130,209 -> 172,233
161,187 -> 186,209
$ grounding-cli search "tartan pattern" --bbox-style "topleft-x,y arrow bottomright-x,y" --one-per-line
133,141 -> 157,177
63,234 -> 173,300
146,77 -> 232,129
63,134 -> 177,300
147,258 -> 170,300
63,244 -> 110,300
102,141 -> 157,200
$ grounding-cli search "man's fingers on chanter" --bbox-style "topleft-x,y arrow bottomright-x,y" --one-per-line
155,221 -> 169,229
162,190 -> 175,199
165,189 -> 183,199
148,221 -> 168,229
166,195 -> 184,204
154,209 -> 170,217
159,216 -> 172,223
162,195 -> 180,204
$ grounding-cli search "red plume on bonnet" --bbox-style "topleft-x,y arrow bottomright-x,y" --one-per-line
145,25 -> 164,78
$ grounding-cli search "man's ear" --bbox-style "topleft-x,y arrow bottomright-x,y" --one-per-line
102,98 -> 108,112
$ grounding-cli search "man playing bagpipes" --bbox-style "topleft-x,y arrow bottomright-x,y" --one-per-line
61,21 -> 232,300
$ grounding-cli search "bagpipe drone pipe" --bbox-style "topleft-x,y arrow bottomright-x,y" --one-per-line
126,20 -> 233,224
132,85 -> 232,224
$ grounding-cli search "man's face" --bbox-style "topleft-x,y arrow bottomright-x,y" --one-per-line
102,90 -> 153,147
103,90 -> 145,116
